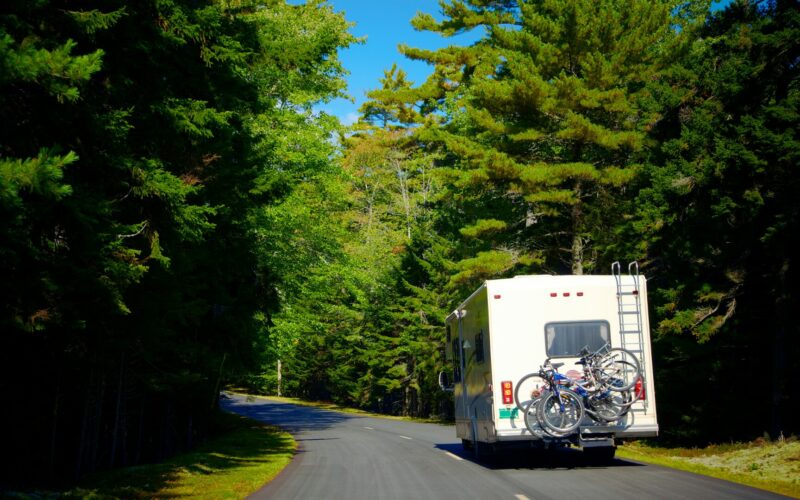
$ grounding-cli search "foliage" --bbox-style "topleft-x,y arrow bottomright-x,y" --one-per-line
272,0 -> 798,444
0,0 -> 354,484
618,438 -> 800,498
63,411 -> 295,499
633,0 -> 799,442
400,0 -> 692,277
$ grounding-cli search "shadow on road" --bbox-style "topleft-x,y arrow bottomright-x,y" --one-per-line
434,442 -> 645,471
221,394 -> 358,433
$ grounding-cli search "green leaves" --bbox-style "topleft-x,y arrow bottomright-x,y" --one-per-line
0,149 -> 75,204
0,33 -> 103,102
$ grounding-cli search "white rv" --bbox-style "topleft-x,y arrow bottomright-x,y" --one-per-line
442,262 -> 658,459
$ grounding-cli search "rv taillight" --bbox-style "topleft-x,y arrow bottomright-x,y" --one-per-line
635,377 -> 645,400
501,381 -> 513,405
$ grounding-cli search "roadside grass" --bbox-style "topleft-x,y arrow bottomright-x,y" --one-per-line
22,412 -> 294,499
618,438 -> 800,498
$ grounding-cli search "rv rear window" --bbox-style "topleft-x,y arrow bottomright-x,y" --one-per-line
544,321 -> 610,358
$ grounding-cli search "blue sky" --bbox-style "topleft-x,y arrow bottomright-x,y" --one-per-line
317,0 -> 733,125
317,1 -> 481,125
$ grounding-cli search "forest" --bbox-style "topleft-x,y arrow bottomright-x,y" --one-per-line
1,0 -> 797,485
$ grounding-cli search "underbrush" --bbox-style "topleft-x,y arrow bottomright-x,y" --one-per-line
618,436 -> 800,498
7,412 -> 295,499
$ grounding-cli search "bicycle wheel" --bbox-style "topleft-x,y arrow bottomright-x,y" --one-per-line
587,390 -> 631,422
522,397 -> 546,438
595,351 -> 641,392
514,372 -> 548,412
536,389 -> 584,434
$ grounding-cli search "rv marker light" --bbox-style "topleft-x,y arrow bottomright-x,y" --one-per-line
577,292 -> 584,296
494,294 -> 501,299
550,292 -> 557,297
501,381 -> 513,405
563,292 -> 570,297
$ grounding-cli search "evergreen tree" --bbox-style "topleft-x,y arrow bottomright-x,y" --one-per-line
401,0 -> 696,278
635,0 -> 799,442
0,0 -> 355,483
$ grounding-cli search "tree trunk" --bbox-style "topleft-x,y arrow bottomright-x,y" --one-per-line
49,379 -> 60,480
110,353 -> 125,466
772,258 -> 788,437
571,183 -> 584,275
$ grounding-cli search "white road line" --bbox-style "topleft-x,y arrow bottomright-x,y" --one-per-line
514,495 -> 531,500
399,435 -> 413,440
363,426 -> 374,430
443,451 -> 463,461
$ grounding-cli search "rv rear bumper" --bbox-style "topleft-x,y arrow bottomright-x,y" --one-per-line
493,424 -> 659,442
582,424 -> 659,438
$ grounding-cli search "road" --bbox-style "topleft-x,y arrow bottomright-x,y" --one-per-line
222,394 -> 785,500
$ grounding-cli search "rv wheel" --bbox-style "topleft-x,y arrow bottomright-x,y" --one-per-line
583,446 -> 616,464
475,441 -> 496,462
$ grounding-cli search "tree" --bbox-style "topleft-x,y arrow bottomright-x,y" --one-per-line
634,0 -> 799,442
400,0 -> 695,278
0,0 -> 356,483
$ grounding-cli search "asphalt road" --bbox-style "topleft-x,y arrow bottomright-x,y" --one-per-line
222,394 -> 785,500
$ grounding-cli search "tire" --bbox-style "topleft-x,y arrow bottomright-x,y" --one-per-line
596,355 -> 641,392
587,390 -> 630,422
522,398 -> 546,438
583,446 -> 616,464
536,389 -> 584,435
515,372 -> 548,412
475,440 -> 495,461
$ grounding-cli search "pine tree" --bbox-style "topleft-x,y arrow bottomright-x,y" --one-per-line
633,0 -> 799,442
401,0 -> 694,277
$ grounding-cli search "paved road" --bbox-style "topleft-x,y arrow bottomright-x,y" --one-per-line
222,394 -> 785,500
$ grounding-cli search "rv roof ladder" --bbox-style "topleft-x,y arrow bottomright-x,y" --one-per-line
612,261 -> 648,410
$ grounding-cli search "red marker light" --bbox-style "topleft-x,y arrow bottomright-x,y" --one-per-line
494,294 -> 502,299
577,292 -> 584,297
563,292 -> 570,297
550,292 -> 557,297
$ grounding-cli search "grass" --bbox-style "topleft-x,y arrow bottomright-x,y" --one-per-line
9,412 -> 295,499
618,438 -> 800,498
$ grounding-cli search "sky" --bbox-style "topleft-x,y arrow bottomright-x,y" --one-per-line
314,1 -> 482,125
314,0 -> 733,125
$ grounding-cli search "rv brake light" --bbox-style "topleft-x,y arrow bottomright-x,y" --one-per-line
501,381 -> 513,405
635,377 -> 646,400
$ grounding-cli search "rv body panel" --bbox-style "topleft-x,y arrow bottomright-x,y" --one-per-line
446,275 -> 658,447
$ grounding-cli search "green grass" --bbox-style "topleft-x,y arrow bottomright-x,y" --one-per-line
10,412 -> 295,499
618,438 -> 800,498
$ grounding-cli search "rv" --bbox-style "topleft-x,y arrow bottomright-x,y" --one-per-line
441,262 -> 658,460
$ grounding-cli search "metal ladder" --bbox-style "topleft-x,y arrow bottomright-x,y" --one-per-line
612,261 -> 648,410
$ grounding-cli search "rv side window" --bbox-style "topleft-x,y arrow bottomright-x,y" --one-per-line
451,338 -> 461,382
475,330 -> 485,364
544,321 -> 610,358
